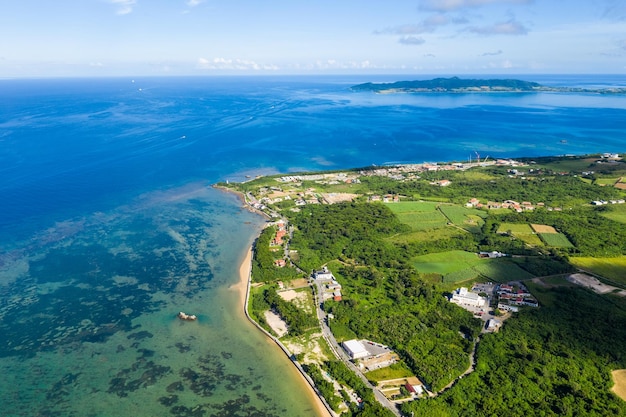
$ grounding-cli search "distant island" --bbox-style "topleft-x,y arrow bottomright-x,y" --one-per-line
351,76 -> 626,94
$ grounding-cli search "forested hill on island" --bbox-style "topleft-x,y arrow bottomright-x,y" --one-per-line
351,77 -> 626,94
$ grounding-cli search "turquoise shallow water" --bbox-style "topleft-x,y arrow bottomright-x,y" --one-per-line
0,185 -> 323,416
1,75 -> 625,416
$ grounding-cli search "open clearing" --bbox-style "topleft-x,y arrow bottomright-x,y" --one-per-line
264,310 -> 288,337
567,273 -> 626,296
611,369 -> 626,401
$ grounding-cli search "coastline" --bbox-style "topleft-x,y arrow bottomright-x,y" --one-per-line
236,246 -> 334,417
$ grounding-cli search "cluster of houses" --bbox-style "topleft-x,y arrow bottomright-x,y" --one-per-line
466,198 -> 545,212
450,282 -> 539,314
496,283 -> 538,310
369,194 -> 400,203
591,199 -> 625,206
313,266 -> 343,301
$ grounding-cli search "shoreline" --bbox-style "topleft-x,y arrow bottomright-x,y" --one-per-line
236,245 -> 333,417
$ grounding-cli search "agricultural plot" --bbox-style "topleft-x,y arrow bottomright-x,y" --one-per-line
595,177 -> 620,186
601,204 -> 626,224
539,233 -> 574,248
412,250 -> 480,275
412,251 -> 534,284
388,201 -> 448,231
569,256 -> 626,286
438,205 -> 487,233
472,260 -> 535,282
497,223 -> 544,246
530,224 -> 557,234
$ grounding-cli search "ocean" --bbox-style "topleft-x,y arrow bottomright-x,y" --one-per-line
1,74 -> 625,416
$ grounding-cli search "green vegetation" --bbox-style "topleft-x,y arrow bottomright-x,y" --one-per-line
539,232 -> 575,248
387,201 -> 448,231
400,286 -> 626,416
438,204 -> 487,233
365,363 -> 414,383
251,226 -> 302,283
228,153 -> 626,416
569,256 -> 626,286
601,203 -> 626,224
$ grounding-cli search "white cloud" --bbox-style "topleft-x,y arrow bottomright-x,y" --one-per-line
197,57 -> 279,71
111,0 -> 136,15
481,49 -> 503,56
186,0 -> 203,7
399,36 -> 426,45
468,19 -> 528,35
419,0 -> 532,13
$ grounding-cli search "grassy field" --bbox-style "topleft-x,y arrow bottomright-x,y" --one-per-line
601,204 -> 626,224
539,232 -> 574,248
438,205 -> 487,233
387,201 -> 448,231
472,260 -> 535,282
533,157 -> 599,172
412,250 -> 480,275
595,178 -> 620,186
498,223 -> 534,234
498,222 -> 544,246
387,227 -> 462,245
569,256 -> 626,286
365,363 -> 415,383
411,251 -> 534,284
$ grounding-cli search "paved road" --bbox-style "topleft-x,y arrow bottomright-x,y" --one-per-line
314,280 -> 402,417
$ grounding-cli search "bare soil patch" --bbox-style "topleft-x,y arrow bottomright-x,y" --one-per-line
611,369 -> 626,401
264,310 -> 288,337
322,193 -> 359,204
531,224 -> 557,234
567,273 -> 618,295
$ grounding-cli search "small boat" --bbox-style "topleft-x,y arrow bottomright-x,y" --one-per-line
178,311 -> 197,321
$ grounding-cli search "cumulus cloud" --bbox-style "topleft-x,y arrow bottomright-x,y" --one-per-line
419,0 -> 532,12
111,0 -> 136,15
481,49 -> 503,56
399,36 -> 426,45
197,57 -> 279,71
468,19 -> 528,35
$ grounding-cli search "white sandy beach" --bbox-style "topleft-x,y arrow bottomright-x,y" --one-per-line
236,247 -> 332,417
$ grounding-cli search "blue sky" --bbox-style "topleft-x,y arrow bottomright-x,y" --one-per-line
1,0 -> 625,77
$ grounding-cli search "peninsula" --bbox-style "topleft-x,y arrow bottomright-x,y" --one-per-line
351,76 -> 626,94
222,153 -> 626,416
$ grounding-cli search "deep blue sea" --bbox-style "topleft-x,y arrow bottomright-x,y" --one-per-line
1,74 -> 625,416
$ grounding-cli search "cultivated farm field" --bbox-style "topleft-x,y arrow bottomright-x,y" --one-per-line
569,256 -> 626,286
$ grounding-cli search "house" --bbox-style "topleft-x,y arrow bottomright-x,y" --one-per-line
272,229 -> 287,245
486,319 -> 501,331
314,266 -> 334,281
405,383 -> 424,396
274,259 -> 286,267
498,303 -> 519,312
333,290 -> 342,301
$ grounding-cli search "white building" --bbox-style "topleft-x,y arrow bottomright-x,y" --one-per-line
342,340 -> 369,360
313,266 -> 334,281
450,287 -> 487,308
